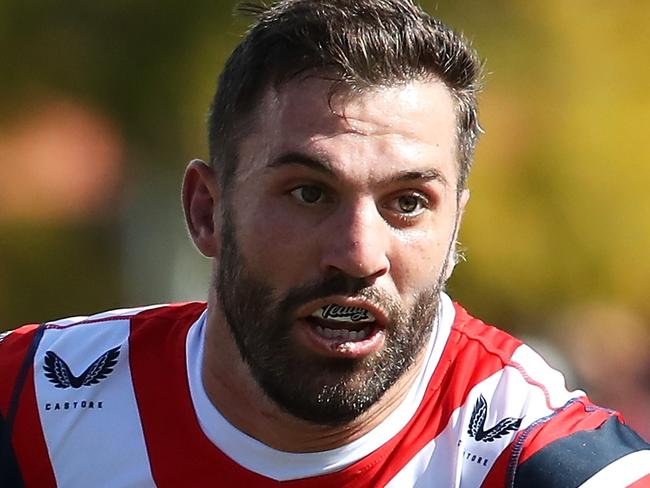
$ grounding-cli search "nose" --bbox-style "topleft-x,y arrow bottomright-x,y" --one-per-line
319,199 -> 390,281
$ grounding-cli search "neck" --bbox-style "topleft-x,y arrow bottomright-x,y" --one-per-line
200,294 -> 430,452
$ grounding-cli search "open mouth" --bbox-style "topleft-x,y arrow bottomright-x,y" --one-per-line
299,302 -> 386,349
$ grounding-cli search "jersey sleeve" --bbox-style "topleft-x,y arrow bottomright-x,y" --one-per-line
511,400 -> 650,488
474,339 -> 650,488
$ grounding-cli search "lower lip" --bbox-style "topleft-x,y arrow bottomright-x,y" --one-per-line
294,319 -> 386,358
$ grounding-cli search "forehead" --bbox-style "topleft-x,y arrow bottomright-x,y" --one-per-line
238,76 -> 459,183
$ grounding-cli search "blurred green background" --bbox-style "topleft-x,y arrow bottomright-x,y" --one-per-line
1,1 -> 649,431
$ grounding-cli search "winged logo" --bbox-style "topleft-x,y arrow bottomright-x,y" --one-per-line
467,394 -> 522,442
43,346 -> 120,389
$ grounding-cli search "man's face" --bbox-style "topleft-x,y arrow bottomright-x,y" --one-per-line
216,78 -> 466,425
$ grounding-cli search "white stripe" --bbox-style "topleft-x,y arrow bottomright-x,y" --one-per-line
35,318 -> 157,487
578,450 -> 650,488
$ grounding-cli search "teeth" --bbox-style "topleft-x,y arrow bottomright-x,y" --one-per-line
311,304 -> 375,323
315,325 -> 371,341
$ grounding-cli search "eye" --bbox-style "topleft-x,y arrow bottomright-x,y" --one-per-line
388,192 -> 429,216
396,195 -> 421,213
290,185 -> 325,204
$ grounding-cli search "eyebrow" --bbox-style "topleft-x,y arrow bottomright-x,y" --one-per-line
393,169 -> 448,187
267,152 -> 336,176
266,151 -> 449,187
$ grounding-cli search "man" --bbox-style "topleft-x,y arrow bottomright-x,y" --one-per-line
1,1 -> 649,486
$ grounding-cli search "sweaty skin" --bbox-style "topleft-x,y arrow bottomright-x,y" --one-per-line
182,77 -> 469,452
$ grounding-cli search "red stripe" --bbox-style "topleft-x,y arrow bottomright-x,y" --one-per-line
0,324 -> 57,487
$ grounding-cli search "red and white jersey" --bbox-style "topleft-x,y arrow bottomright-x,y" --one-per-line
1,294 -> 649,487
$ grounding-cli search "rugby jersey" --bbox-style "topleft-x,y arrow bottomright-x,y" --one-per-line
1,294 -> 649,487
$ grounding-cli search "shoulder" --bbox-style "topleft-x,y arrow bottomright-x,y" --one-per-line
0,302 -> 206,390
449,303 -> 581,406
448,304 -> 650,488
446,304 -> 581,419
2,302 -> 206,342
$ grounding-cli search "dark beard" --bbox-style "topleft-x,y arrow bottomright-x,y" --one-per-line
216,208 -> 442,426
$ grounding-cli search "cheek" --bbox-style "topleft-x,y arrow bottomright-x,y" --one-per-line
237,204 -> 319,285
390,231 -> 451,291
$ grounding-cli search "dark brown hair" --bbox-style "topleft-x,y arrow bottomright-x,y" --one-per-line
208,0 -> 482,189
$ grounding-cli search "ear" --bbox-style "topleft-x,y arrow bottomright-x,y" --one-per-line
182,159 -> 221,258
458,188 -> 470,216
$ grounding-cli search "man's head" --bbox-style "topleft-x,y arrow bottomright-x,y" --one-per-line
184,0 -> 481,426
208,0 -> 481,191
